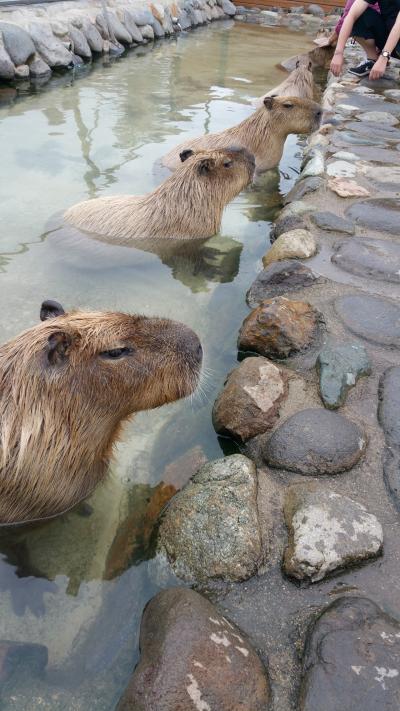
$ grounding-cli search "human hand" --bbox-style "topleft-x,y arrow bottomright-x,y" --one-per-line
369,55 -> 387,79
330,52 -> 344,76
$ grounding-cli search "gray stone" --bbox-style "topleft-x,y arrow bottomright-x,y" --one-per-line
212,357 -> 288,442
128,9 -> 154,26
14,63 -> 29,80
271,213 -> 307,240
299,597 -> 400,711
95,13 -> 110,39
326,160 -> 356,178
0,22 -> 35,66
158,455 -> 262,582
123,11 -> 143,43
284,177 -> 324,205
263,408 -> 366,475
28,53 -> 51,78
284,484 -> 382,582
116,588 -> 270,711
301,152 -> 324,178
317,343 -> 371,409
332,238 -> 400,283
346,120 -> 400,142
356,110 -> 399,125
151,17 -> 165,38
141,24 -> 155,40
28,22 -> 73,68
68,26 -> 91,59
379,367 -> 400,448
0,31 -> 15,80
162,9 -> 175,34
73,18 -> 103,52
336,294 -> 400,347
331,150 -> 358,161
178,9 -> 192,28
107,12 -> 132,44
246,260 -> 318,308
384,89 -> 400,101
311,211 -> 354,234
308,3 -> 325,15
346,198 -> 400,234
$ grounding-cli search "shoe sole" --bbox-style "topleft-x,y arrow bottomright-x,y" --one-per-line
348,68 -> 370,77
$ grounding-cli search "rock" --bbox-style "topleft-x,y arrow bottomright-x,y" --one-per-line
151,17 -> 165,38
0,32 -> 15,80
0,22 -> 35,65
123,12 -> 143,43
162,446 -> 207,489
246,260 -> 318,308
299,597 -> 400,711
384,89 -> 400,101
301,152 -> 324,178
262,229 -> 317,267
150,2 -> 165,21
73,18 -> 103,52
212,357 -> 288,442
327,160 -> 357,178
279,201 -> 317,218
0,640 -> 48,683
50,20 -> 69,39
346,118 -> 400,141
14,63 -> 29,79
178,9 -> 192,28
158,455 -> 262,582
28,22 -> 73,68
331,150 -> 358,161
356,110 -> 399,125
116,588 -> 270,711
107,12 -> 132,44
238,297 -> 320,359
141,24 -> 155,40
317,343 -> 371,409
311,211 -> 354,234
308,3 -> 325,16
336,104 -> 359,114
284,177 -> 324,204
346,198 -> 400,234
68,26 -> 91,59
261,9 -> 279,23
328,178 -> 370,198
263,408 -> 366,474
332,238 -> 400,283
128,9 -> 154,26
221,0 -> 236,14
28,53 -> 51,78
336,294 -> 400,347
360,164 -> 400,188
379,367 -> 400,448
271,213 -> 307,240
283,484 -> 382,582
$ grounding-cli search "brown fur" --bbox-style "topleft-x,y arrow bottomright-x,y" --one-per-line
0,303 -> 202,525
253,62 -> 315,108
64,147 -> 255,244
161,95 -> 322,174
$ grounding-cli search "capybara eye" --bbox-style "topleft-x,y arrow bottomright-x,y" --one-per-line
100,347 -> 134,360
223,160 -> 232,168
283,102 -> 294,109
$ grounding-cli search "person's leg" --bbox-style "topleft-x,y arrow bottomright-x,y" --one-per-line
349,9 -> 387,76
353,36 -> 379,60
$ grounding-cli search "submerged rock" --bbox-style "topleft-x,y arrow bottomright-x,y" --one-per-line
158,455 -> 262,582
262,229 -> 317,267
246,260 -> 318,308
212,356 -> 288,442
332,238 -> 400,283
238,297 -> 320,359
263,408 -> 366,475
283,484 -> 382,582
0,22 -> 35,66
0,640 -> 48,684
317,342 -> 371,409
299,597 -> 400,711
311,210 -> 354,234
335,294 -> 400,347
117,588 -> 270,711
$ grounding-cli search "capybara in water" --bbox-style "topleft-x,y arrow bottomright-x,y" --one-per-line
64,146 -> 255,243
0,300 -> 202,525
253,61 -> 315,108
161,96 -> 322,174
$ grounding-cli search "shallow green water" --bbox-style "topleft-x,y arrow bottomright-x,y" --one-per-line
0,21 -> 314,708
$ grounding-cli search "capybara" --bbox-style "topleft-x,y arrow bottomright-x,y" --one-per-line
0,300 -> 202,525
64,146 -> 255,243
253,61 -> 315,108
161,96 -> 322,174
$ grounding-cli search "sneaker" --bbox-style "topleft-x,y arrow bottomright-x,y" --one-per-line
348,59 -> 375,77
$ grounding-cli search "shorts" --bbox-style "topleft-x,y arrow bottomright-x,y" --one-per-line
353,7 -> 400,57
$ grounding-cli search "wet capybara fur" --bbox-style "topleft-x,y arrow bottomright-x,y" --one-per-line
64,147 -> 255,243
254,61 -> 315,108
161,95 -> 322,174
0,301 -> 202,525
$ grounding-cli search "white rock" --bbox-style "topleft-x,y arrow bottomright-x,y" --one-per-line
384,89 -> 400,101
332,151 -> 358,161
356,111 -> 398,125
327,160 -> 356,178
337,103 -> 359,113
301,152 -> 325,178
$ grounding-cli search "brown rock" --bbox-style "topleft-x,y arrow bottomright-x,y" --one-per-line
116,587 -> 270,711
238,297 -> 319,359
212,356 -> 288,442
328,178 -> 370,198
162,445 -> 207,489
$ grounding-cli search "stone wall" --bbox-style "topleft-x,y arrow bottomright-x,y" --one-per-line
0,0 -> 236,83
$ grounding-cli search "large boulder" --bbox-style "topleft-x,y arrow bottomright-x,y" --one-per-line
28,53 -> 51,78
68,26 -> 91,60
73,17 -> 103,52
117,588 -> 270,711
299,597 -> 400,710
238,297 -> 320,359
123,11 -> 143,43
246,261 -> 318,308
28,22 -> 73,68
158,455 -> 262,582
212,356 -> 288,442
283,483 -> 383,582
0,31 -> 15,80
0,22 -> 35,65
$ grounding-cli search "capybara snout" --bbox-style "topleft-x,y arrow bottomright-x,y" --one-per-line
0,301 -> 203,525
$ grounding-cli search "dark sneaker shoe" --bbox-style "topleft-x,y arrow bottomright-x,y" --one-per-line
348,59 -> 374,77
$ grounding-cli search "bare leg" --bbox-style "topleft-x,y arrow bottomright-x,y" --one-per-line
353,36 -> 380,61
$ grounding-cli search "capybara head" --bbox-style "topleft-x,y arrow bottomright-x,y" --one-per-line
262,95 -> 322,135
0,301 -> 202,525
178,146 -> 255,203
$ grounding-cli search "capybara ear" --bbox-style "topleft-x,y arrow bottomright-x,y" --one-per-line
40,300 -> 65,322
179,149 -> 194,163
197,158 -> 216,175
46,331 -> 72,366
263,96 -> 274,110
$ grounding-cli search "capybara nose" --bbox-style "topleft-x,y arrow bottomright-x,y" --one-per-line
315,108 -> 323,121
182,329 -> 203,365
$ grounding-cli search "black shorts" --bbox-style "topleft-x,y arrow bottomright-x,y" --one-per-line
353,7 -> 400,57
